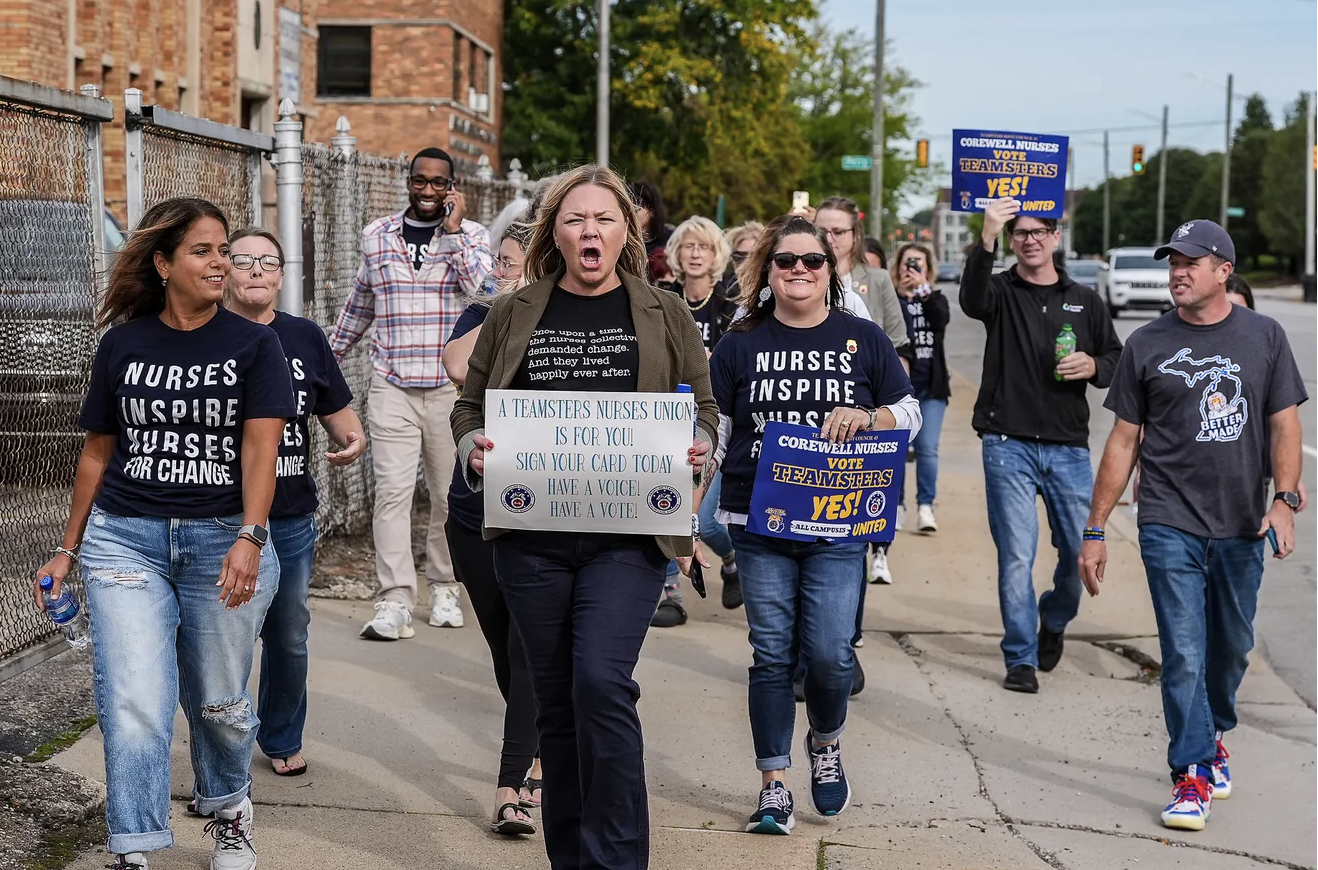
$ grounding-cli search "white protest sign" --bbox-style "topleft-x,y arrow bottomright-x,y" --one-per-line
483,389 -> 695,535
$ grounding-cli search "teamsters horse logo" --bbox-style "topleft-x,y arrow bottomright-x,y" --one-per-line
959,191 -> 971,209
865,490 -> 886,518
1157,348 -> 1249,443
647,486 -> 682,515
501,484 -> 535,513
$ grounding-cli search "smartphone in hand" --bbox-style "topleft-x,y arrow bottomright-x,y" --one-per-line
1266,527 -> 1280,556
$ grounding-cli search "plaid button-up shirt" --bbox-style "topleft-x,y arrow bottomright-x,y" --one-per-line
329,211 -> 493,389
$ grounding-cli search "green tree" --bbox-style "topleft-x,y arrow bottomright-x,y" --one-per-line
1234,94 -> 1272,143
1259,93 -> 1313,275
1184,152 -> 1223,224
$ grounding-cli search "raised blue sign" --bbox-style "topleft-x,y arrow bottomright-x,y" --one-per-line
747,421 -> 909,543
951,129 -> 1069,219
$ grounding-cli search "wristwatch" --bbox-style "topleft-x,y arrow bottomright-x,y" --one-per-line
1274,491 -> 1301,511
238,524 -> 270,549
866,407 -> 879,430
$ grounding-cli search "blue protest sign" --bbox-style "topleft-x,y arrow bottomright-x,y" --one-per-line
951,129 -> 1069,219
747,422 -> 909,543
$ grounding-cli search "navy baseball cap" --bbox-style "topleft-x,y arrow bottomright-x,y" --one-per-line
1155,220 -> 1236,265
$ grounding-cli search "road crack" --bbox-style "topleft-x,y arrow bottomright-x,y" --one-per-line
1011,820 -> 1314,869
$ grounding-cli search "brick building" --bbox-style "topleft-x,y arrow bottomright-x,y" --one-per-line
0,0 -> 503,215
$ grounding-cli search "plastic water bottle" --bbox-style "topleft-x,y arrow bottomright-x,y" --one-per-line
1054,324 -> 1076,381
40,576 -> 91,651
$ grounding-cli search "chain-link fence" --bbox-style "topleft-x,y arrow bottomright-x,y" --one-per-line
0,80 -> 111,676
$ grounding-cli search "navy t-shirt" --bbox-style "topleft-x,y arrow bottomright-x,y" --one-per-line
79,307 -> 296,518
401,216 -> 442,271
268,311 -> 354,518
709,309 -> 913,516
447,303 -> 490,532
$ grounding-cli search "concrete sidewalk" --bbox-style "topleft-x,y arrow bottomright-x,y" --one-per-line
54,377 -> 1316,870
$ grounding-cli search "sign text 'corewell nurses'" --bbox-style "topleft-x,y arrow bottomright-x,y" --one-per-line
952,129 -> 1069,219
483,390 -> 695,535
748,422 -> 909,543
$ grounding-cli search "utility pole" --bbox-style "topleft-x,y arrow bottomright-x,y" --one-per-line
1156,104 -> 1169,244
1306,91 -> 1315,279
596,0 -> 610,167
868,0 -> 885,239
1220,73 -> 1233,228
1102,130 -> 1110,253
1066,146 -> 1076,257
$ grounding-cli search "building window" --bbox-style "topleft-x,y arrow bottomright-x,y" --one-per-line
452,34 -> 464,101
317,26 -> 371,97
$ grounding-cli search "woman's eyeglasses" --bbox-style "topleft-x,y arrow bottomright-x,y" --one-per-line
770,252 -> 828,271
229,253 -> 283,272
730,251 -> 749,265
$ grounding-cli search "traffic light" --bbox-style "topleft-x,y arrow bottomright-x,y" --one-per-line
1131,145 -> 1146,176
916,139 -> 929,168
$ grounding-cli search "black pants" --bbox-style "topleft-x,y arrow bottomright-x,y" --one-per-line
493,530 -> 666,870
446,520 -> 539,791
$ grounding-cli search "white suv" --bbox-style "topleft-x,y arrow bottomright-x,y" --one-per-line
1095,247 -> 1173,318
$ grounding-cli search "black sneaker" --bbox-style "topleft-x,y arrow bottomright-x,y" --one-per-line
720,564 -> 743,609
803,731 -> 852,816
650,597 -> 687,628
1003,664 -> 1039,693
1038,628 -> 1065,672
850,660 -> 865,696
745,780 -> 795,834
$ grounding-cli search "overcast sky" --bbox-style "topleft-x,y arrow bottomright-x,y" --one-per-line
820,0 -> 1318,213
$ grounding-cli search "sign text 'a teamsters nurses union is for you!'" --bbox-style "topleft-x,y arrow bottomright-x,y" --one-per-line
482,390 -> 696,535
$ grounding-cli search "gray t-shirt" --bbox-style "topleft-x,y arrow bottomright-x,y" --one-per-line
1105,306 -> 1307,538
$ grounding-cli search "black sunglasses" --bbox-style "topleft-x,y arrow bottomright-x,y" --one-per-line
730,250 -> 749,265
771,252 -> 828,271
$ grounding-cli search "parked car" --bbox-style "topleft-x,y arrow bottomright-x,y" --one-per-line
0,200 -> 123,483
1095,247 -> 1172,318
935,261 -> 960,283
1063,258 -> 1102,291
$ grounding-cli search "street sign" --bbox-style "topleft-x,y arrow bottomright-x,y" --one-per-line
1226,206 -> 1245,218
841,155 -> 873,171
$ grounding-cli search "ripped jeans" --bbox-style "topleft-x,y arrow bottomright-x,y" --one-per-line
81,507 -> 279,855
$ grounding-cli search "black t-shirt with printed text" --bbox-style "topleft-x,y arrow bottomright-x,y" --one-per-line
709,309 -> 914,516
268,311 -> 354,518
79,307 -> 296,518
510,285 -> 640,392
900,296 -> 934,392
401,216 -> 442,271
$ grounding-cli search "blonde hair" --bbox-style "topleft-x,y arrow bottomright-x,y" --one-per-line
522,165 -> 649,285
665,215 -> 730,283
724,221 -> 765,253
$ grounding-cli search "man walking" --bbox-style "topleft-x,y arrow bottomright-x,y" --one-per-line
959,197 -> 1122,693
1080,220 -> 1306,831
331,147 -> 493,639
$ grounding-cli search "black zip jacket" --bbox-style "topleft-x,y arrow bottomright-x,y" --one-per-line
958,243 -> 1123,447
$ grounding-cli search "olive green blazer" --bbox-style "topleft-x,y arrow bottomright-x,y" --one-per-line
450,267 -> 719,558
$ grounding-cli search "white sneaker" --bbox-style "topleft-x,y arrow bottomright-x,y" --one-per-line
868,549 -> 893,585
359,600 -> 415,640
428,587 -> 465,628
895,504 -> 906,531
917,504 -> 938,532
206,796 -> 256,870
110,854 -> 148,870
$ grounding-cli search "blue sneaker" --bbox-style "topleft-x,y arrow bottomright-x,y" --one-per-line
1212,735 -> 1232,800
1161,764 -> 1212,831
804,731 -> 852,816
745,780 -> 794,835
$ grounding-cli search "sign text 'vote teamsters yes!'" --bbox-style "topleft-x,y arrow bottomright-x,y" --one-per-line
483,389 -> 696,535
952,129 -> 1069,219
748,422 -> 909,543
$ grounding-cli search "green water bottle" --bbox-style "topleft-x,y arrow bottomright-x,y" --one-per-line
1054,324 -> 1076,381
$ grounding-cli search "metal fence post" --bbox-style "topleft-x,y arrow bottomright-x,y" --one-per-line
124,88 -> 144,229
331,115 -> 356,158
80,84 -> 108,288
506,158 -> 528,194
275,98 -> 304,316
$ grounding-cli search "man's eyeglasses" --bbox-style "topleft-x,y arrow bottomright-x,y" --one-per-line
409,175 -> 454,192
1010,227 -> 1053,242
229,253 -> 283,271
771,252 -> 828,271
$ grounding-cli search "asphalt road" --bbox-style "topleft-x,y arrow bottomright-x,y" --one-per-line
940,281 -> 1316,708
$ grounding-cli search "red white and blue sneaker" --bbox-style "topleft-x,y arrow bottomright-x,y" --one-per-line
1211,734 -> 1232,799
1161,764 -> 1213,831
745,780 -> 795,835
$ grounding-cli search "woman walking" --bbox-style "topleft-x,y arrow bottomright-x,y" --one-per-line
441,220 -> 544,836
224,227 -> 366,778
451,165 -> 717,869
707,214 -> 918,834
33,198 -> 295,870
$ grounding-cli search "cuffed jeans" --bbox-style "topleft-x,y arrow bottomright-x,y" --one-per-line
981,434 -> 1090,670
494,531 -> 666,870
368,374 -> 458,607
257,514 -> 318,759
1139,524 -> 1265,776
730,525 -> 865,770
80,508 -> 278,855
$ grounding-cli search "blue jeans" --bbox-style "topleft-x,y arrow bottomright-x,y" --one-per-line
903,397 -> 947,506
665,470 -> 734,589
80,508 -> 279,855
257,514 -> 318,759
730,525 -> 865,771
1139,524 -> 1265,775
981,435 -> 1091,670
